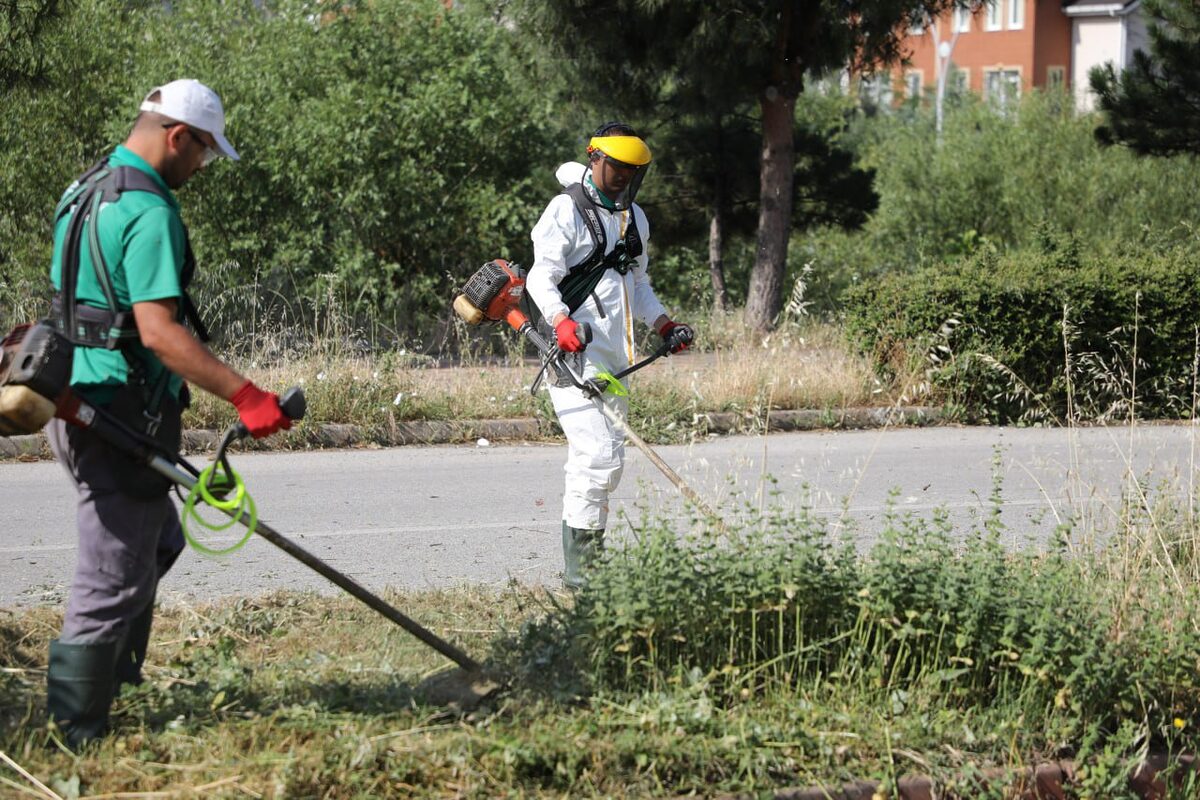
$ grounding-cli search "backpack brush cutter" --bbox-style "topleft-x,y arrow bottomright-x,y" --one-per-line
454,259 -> 721,524
1,321 -> 498,707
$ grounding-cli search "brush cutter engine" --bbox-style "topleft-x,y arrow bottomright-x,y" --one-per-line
0,322 -> 73,435
453,259 -> 528,328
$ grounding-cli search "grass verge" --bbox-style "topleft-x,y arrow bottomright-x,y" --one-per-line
3,496 -> 1198,798
180,322 -> 886,446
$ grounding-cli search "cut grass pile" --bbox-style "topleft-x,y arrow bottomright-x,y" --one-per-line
3,499 -> 1198,798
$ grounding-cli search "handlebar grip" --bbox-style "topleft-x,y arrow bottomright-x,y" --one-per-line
280,387 -> 307,421
577,322 -> 593,347
666,326 -> 694,352
232,386 -> 307,440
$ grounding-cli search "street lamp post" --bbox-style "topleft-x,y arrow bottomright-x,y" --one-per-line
936,39 -> 952,140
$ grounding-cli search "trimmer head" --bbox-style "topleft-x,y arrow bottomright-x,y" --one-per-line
416,667 -> 504,712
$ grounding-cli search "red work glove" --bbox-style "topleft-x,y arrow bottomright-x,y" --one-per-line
231,380 -> 292,439
555,316 -> 586,353
658,320 -> 694,353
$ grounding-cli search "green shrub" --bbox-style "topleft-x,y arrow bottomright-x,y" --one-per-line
501,500 -> 1200,752
841,235 -> 1200,422
792,91 -> 1200,317
0,0 -> 570,338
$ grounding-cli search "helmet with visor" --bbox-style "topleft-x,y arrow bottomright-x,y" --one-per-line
586,122 -> 651,211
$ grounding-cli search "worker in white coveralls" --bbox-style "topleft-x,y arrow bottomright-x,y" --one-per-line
525,122 -> 693,589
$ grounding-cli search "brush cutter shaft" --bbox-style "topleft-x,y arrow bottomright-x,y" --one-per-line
68,386 -> 483,673
155,452 -> 482,672
583,392 -> 718,519
517,324 -> 723,524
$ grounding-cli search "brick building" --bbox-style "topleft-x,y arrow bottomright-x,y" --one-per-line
884,1 -> 1146,110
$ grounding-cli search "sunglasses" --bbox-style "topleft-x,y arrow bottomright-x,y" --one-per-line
162,122 -> 218,167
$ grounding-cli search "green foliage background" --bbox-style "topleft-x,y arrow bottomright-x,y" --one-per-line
843,238 -> 1200,422
0,0 -> 569,339
802,92 -> 1200,301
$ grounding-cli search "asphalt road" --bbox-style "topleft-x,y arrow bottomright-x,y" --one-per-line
2,425 -> 1196,608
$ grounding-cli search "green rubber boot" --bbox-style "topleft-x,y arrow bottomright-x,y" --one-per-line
562,522 -> 604,590
115,603 -> 154,689
47,639 -> 117,749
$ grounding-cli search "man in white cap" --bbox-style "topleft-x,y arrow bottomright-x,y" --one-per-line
44,79 -> 290,747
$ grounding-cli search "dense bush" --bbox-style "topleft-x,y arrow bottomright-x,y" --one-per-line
841,235 -> 1200,422
0,0 -> 570,339
794,92 -> 1200,316
502,503 -> 1200,752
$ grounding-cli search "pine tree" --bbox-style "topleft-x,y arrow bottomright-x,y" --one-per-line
512,0 -> 952,333
1092,0 -> 1200,156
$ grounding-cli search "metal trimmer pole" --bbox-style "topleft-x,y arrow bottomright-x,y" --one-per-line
150,456 -> 483,673
584,396 -> 723,524
518,327 -> 725,527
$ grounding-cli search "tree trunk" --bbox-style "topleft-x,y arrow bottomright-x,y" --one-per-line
745,87 -> 796,334
708,184 -> 728,312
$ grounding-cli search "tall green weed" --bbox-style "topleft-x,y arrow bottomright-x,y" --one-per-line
502,498 -> 1200,755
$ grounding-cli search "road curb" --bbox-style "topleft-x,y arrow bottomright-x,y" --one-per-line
0,405 -> 942,460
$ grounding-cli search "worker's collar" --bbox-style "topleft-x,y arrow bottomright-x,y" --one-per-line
585,174 -> 618,211
110,145 -> 179,210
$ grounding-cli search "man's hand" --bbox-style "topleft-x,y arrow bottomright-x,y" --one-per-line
658,320 -> 694,353
554,316 -> 587,353
231,381 -> 292,439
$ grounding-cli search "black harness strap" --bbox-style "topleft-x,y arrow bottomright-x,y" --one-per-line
53,161 -> 210,419
522,182 -> 644,328
54,162 -> 209,347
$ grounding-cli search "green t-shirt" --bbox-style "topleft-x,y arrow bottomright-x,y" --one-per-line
50,146 -> 186,404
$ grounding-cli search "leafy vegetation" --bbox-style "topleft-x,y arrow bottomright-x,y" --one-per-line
1092,0 -> 1200,157
841,238 -> 1200,423
0,0 -> 568,338
798,91 -> 1200,300
4,486 -> 1199,797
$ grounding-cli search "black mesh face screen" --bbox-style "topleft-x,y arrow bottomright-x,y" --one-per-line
462,261 -> 511,310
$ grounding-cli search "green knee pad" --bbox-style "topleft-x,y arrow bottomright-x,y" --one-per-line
562,522 -> 604,590
47,639 -> 118,749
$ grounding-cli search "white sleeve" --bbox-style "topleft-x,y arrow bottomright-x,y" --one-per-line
525,195 -> 576,323
629,206 -> 668,327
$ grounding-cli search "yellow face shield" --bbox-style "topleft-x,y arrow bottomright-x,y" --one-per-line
587,134 -> 652,210
587,135 -> 652,167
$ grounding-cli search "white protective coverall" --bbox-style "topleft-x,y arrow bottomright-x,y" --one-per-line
526,162 -> 668,531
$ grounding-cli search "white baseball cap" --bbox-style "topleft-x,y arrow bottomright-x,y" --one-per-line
139,78 -> 239,161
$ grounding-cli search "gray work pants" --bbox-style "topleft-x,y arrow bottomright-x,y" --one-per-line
47,418 -> 184,644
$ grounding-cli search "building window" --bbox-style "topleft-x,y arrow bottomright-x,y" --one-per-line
910,10 -> 927,34
905,70 -> 923,100
986,1 -> 1002,30
1047,65 -> 1065,89
953,6 -> 972,33
859,73 -> 894,109
1008,0 -> 1024,29
949,66 -> 970,95
952,6 -> 971,33
984,67 -> 1021,109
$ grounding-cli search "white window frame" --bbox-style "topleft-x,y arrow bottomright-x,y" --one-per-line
1008,0 -> 1024,29
859,73 -> 894,108
953,6 -> 972,33
984,66 -> 1021,108
905,70 -> 924,100
950,66 -> 970,95
985,1 -> 1002,31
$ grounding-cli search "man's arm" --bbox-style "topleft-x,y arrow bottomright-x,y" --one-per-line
132,299 -> 245,400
